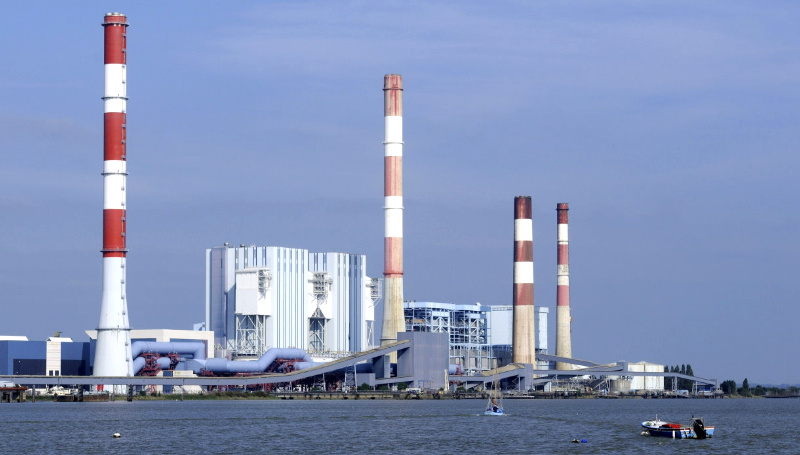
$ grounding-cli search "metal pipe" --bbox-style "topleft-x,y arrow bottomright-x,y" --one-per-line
512,196 -> 536,365
555,203 -> 572,369
94,12 -> 133,386
131,342 -> 207,360
197,348 -> 312,374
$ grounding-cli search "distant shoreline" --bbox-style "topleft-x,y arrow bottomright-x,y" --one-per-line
21,390 -> 793,402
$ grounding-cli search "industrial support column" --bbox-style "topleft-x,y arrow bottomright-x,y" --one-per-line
94,12 -> 133,387
555,203 -> 572,370
512,196 -> 536,366
380,74 -> 405,362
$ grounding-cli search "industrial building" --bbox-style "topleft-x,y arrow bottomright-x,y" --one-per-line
404,302 -> 551,375
205,244 -> 380,359
0,330 -> 213,378
0,336 -> 90,377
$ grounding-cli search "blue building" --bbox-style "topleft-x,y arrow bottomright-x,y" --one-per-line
0,338 -> 92,376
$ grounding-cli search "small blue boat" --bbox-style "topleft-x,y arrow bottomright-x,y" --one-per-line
641,416 -> 714,439
483,404 -> 504,416
483,370 -> 505,416
483,403 -> 504,416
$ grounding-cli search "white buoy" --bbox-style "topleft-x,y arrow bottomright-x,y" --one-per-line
113,432 -> 121,438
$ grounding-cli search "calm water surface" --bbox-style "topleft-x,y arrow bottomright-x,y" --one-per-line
1,398 -> 797,454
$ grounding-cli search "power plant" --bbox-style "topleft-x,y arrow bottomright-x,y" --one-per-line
0,12 -> 722,398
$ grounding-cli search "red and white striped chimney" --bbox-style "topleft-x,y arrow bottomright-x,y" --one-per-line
379,74 -> 405,356
94,12 -> 133,382
512,196 -> 536,366
555,203 -> 572,370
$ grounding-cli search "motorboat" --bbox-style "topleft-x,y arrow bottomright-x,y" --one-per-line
641,415 -> 714,439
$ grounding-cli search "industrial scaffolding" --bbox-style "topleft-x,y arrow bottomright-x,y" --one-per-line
365,278 -> 382,349
231,268 -> 271,357
405,303 -> 492,375
308,272 -> 332,353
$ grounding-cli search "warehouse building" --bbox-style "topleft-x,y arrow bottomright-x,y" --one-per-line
0,336 -> 90,376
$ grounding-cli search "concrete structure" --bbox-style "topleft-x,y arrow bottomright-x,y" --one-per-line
0,383 -> 27,403
486,305 -> 550,371
512,196 -> 536,365
396,332 -> 449,391
94,12 -> 133,384
205,245 -> 376,359
404,301 -> 490,375
380,74 -> 405,360
555,203 -> 573,370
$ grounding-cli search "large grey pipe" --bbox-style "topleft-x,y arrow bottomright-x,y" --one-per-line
131,341 -> 207,375
131,341 -> 207,360
197,348 -> 313,374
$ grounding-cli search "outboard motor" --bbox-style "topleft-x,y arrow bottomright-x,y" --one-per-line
692,417 -> 707,439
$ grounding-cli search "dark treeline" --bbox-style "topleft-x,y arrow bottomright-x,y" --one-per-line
663,364 -> 695,390
722,378 -> 800,397
664,367 -> 799,396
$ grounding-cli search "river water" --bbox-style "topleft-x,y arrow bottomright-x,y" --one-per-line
1,397 -> 797,454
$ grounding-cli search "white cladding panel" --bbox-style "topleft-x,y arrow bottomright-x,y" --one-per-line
103,173 -> 126,209
537,307 -> 549,352
384,116 -> 403,146
487,305 -> 548,352
104,64 -> 127,98
234,268 -> 271,316
384,209 -> 403,237
488,306 -> 513,346
628,361 -> 665,391
46,341 -> 62,376
514,219 -> 533,241
310,252 -> 371,352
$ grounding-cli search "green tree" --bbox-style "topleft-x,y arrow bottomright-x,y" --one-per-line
664,366 -> 672,390
739,378 -> 751,396
720,380 -> 737,395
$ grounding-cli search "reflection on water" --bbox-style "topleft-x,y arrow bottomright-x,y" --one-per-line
2,398 -> 798,454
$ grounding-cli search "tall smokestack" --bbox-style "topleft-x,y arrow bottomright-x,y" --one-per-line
555,203 -> 572,370
94,12 -> 133,384
512,196 -> 536,366
380,74 -> 404,359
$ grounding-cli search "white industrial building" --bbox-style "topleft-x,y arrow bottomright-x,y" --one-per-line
625,361 -> 665,391
205,244 -> 379,359
403,302 -> 550,375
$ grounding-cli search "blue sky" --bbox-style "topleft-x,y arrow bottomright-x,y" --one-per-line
1,1 -> 798,385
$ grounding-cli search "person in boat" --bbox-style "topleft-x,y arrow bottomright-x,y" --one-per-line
491,397 -> 500,412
